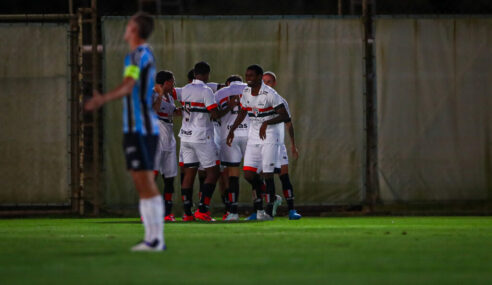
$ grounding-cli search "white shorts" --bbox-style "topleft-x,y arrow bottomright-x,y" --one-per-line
220,136 -> 248,167
154,148 -> 178,178
243,143 -> 279,174
180,141 -> 219,169
276,144 -> 289,169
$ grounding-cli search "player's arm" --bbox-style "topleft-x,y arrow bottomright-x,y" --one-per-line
152,86 -> 164,113
216,95 -> 240,118
204,89 -> 219,120
285,121 -> 299,159
85,77 -> 136,111
259,105 -> 289,140
226,108 -> 247,146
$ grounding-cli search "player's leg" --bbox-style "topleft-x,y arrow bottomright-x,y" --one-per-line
194,141 -> 220,221
219,168 -> 231,220
259,143 -> 280,220
180,142 -> 199,221
222,136 -> 246,221
162,149 -> 178,221
243,144 -> 266,220
279,164 -> 301,220
124,133 -> 165,251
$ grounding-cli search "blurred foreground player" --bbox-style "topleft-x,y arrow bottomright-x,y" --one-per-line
227,65 -> 289,221
152,70 -> 180,222
263,71 -> 301,220
85,13 -> 165,251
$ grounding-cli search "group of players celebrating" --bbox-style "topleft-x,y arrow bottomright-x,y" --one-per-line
85,12 -> 299,251
154,62 -> 302,223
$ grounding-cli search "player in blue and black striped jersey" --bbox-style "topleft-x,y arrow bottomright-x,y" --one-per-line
85,12 -> 165,252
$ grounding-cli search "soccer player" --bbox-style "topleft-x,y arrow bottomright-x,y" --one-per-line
152,70 -> 180,222
263,71 -> 302,220
214,75 -> 248,221
85,13 -> 165,251
227,65 -> 289,221
179,61 -> 220,222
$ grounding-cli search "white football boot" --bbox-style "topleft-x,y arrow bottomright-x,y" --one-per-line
131,239 -> 166,252
224,213 -> 239,221
272,194 -> 282,217
256,210 -> 273,221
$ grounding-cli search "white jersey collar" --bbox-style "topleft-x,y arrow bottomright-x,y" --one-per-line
192,79 -> 206,85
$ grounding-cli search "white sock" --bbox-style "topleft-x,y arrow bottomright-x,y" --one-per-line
139,195 -> 164,245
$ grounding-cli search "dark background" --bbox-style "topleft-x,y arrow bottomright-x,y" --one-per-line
1,0 -> 492,15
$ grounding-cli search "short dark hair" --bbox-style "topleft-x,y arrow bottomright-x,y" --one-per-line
131,12 -> 154,40
187,69 -> 195,81
156,70 -> 174,85
247,64 -> 263,76
194,61 -> 211,76
226,74 -> 243,84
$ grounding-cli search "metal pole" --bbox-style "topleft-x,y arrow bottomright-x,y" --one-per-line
77,9 -> 85,216
363,0 -> 378,209
91,0 -> 101,216
69,0 -> 80,214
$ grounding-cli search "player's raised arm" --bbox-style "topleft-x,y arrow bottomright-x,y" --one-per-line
84,77 -> 136,111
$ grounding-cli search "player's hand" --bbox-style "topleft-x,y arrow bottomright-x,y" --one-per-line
291,145 -> 299,160
154,85 -> 163,95
259,122 -> 268,140
84,90 -> 105,111
228,95 -> 240,108
226,131 -> 235,146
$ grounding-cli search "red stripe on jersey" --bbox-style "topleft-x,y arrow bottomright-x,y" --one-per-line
157,112 -> 169,117
172,89 -> 177,100
207,103 -> 218,111
240,103 -> 248,110
180,101 -> 206,107
219,97 -> 228,104
243,166 -> 258,172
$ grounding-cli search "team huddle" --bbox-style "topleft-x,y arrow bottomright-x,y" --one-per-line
153,63 -> 301,222
85,13 -> 299,251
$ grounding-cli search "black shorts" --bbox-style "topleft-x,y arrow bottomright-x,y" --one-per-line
123,133 -> 158,171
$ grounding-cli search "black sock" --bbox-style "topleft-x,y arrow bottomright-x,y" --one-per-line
199,183 -> 216,213
265,177 -> 276,216
181,188 -> 193,216
221,192 -> 231,213
163,176 -> 174,216
248,175 -> 264,211
198,174 -> 206,201
280,174 -> 295,210
180,172 -> 184,185
228,176 -> 239,214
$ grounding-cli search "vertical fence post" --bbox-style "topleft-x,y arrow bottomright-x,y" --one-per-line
363,0 -> 379,209
91,0 -> 100,216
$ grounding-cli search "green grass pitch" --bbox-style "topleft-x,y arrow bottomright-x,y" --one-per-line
0,217 -> 491,284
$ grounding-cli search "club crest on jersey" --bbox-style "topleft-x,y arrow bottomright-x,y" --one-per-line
252,107 -> 259,117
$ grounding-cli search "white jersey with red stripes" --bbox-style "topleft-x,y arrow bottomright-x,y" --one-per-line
240,83 -> 284,145
215,81 -> 249,141
178,79 -> 218,143
152,89 -> 177,151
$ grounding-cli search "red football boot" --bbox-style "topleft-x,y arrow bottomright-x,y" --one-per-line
182,214 -> 195,222
194,211 -> 216,222
222,212 -> 230,221
164,214 -> 176,222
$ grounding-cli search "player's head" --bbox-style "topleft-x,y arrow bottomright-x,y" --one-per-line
194,61 -> 211,83
156,70 -> 175,92
245,64 -> 263,88
225,74 -> 243,86
187,69 -> 195,83
262,71 -> 277,88
124,12 -> 154,43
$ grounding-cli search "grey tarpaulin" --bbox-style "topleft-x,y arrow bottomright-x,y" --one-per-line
375,18 -> 492,202
0,24 -> 70,205
102,16 -> 365,211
